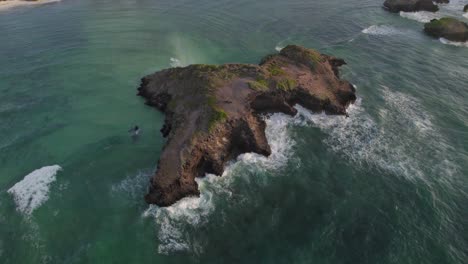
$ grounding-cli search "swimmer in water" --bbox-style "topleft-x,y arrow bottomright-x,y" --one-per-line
129,125 -> 141,137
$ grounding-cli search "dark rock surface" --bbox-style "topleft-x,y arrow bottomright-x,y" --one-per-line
383,0 -> 440,13
424,17 -> 468,42
138,45 -> 356,207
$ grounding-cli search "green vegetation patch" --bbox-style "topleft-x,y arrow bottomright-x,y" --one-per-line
280,45 -> 323,70
248,78 -> 269,91
425,17 -> 460,29
267,64 -> 285,76
276,78 -> 297,91
207,95 -> 228,131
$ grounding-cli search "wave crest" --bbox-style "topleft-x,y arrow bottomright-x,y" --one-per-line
8,165 -> 62,215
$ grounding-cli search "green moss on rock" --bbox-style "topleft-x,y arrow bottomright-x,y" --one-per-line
276,78 -> 297,91
280,45 -> 324,70
267,64 -> 285,76
248,79 -> 269,91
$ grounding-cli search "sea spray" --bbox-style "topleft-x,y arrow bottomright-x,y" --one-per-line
7,165 -> 62,215
169,34 -> 206,67
143,113 -> 297,254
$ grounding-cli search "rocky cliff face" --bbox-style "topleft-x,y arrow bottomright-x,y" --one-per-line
138,45 -> 356,207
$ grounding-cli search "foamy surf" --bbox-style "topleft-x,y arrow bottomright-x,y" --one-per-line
439,38 -> 468,47
7,165 -> 62,215
362,25 -> 404,36
399,11 -> 440,23
169,58 -> 182,67
143,112 -> 296,255
295,86 -> 457,186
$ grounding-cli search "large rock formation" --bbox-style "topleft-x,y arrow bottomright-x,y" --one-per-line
138,45 -> 356,207
424,17 -> 468,42
383,0 -> 440,13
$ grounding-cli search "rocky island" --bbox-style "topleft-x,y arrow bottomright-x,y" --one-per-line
424,17 -> 468,42
383,0 -> 449,13
138,45 -> 356,206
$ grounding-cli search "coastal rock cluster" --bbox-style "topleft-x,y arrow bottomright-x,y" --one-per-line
138,45 -> 356,206
383,0 -> 448,13
424,17 -> 468,42
383,0 -> 468,43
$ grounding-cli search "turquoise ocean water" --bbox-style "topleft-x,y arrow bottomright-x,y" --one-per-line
1,0 -> 467,263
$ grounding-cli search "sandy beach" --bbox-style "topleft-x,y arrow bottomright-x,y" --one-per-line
0,0 -> 60,11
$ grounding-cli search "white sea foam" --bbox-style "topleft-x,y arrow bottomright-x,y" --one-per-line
7,165 -> 62,215
143,113 -> 296,255
439,38 -> 468,47
111,169 -> 153,204
169,57 -> 182,67
295,86 -> 457,185
275,45 -> 284,52
0,0 -> 60,11
464,13 -> 468,19
399,11 -> 440,23
362,25 -> 404,36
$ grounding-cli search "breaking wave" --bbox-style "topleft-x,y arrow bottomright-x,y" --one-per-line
143,113 -> 296,255
294,86 -> 457,185
7,165 -> 62,216
439,38 -> 468,47
399,11 -> 440,23
362,25 -> 405,36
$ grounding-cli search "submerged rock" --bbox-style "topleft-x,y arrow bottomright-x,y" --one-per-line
424,17 -> 468,42
138,45 -> 356,206
383,0 -> 439,13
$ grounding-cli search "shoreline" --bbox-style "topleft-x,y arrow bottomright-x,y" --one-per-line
0,0 -> 60,11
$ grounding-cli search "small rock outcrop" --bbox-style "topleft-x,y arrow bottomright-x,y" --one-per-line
464,4 -> 467,13
137,45 -> 356,207
383,0 -> 440,13
424,17 -> 468,42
